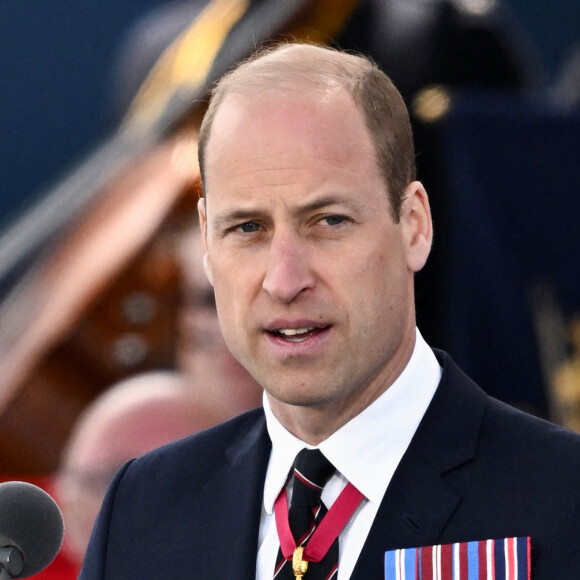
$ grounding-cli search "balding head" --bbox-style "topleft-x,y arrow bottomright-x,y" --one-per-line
63,372 -> 208,472
198,43 -> 416,221
56,371 -> 212,563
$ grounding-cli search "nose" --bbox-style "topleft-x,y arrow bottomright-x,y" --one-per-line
262,231 -> 315,303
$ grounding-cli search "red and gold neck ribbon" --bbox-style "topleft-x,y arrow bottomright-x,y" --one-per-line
274,481 -> 364,563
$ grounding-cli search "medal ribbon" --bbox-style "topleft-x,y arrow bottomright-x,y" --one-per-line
274,481 -> 364,563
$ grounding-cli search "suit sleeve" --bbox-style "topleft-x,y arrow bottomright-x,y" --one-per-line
77,460 -> 134,579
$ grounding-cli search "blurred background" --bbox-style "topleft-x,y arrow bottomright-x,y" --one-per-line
1,0 -> 578,230
0,0 -> 579,575
2,0 -> 579,237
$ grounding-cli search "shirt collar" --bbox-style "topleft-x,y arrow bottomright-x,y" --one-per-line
262,328 -> 441,513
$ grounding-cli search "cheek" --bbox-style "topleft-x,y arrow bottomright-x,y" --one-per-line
212,273 -> 250,347
352,246 -> 409,317
214,287 -> 235,331
213,252 -> 263,309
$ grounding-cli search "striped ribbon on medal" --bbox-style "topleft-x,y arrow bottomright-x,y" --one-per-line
384,536 -> 531,580
275,481 -> 364,564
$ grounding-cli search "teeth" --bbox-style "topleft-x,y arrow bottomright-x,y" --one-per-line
278,327 -> 313,336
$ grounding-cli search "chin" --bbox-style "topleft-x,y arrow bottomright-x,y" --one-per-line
266,384 -> 334,409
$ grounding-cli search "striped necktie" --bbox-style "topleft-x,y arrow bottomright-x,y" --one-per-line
274,448 -> 338,579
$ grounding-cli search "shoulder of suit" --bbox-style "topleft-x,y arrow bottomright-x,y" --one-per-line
435,348 -> 580,466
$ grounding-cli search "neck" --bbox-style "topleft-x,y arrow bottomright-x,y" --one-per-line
268,327 -> 416,445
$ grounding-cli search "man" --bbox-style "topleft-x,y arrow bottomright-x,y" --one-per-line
79,44 -> 580,578
55,373 -> 212,568
41,229 -> 262,580
38,372 -> 212,579
176,224 -> 263,422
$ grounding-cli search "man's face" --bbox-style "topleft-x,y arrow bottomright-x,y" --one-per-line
199,87 -> 427,437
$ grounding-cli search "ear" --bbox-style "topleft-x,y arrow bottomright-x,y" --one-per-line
197,197 -> 214,285
400,181 -> 433,272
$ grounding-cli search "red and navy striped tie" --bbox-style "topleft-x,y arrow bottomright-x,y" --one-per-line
274,448 -> 338,579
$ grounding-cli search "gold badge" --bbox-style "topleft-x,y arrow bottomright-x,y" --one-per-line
292,546 -> 308,579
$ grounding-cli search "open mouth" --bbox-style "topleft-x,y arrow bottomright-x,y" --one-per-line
271,327 -> 325,342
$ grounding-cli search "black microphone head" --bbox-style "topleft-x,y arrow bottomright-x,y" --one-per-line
0,481 -> 64,578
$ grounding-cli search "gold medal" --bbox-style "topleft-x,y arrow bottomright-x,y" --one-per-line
292,546 -> 308,579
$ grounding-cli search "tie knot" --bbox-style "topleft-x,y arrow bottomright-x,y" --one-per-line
291,448 -> 335,508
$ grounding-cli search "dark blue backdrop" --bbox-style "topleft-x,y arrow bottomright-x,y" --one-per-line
440,93 -> 580,416
0,0 -> 170,229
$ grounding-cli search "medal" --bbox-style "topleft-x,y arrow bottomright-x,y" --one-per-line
275,482 -> 364,577
292,546 -> 308,579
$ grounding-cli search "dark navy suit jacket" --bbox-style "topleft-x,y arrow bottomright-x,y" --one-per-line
79,351 -> 580,578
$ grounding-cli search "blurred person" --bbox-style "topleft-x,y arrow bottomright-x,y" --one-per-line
176,224 -> 263,422
35,227 -> 262,578
41,371 -> 213,577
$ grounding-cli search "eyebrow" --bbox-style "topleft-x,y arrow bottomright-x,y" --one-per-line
212,209 -> 270,232
212,194 -> 364,230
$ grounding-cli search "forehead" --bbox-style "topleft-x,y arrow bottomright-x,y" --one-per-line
202,88 -> 382,209
208,88 -> 375,169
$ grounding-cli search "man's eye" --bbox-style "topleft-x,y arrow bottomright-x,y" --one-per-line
323,215 -> 346,226
238,221 -> 260,233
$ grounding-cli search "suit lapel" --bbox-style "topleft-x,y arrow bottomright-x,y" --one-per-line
194,414 -> 271,577
351,350 -> 488,578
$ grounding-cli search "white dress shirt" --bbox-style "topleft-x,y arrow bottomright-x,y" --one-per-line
256,328 -> 442,579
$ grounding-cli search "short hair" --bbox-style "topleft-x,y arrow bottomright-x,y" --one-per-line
198,43 -> 416,222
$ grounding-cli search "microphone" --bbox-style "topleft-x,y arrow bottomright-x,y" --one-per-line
0,481 -> 64,578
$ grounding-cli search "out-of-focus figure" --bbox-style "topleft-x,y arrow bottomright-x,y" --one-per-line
37,372 -> 213,578
35,223 -> 263,576
176,226 -> 263,422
